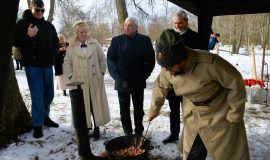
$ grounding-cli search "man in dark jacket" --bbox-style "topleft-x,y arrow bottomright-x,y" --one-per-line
107,17 -> 155,135
162,10 -> 200,144
13,0 -> 59,138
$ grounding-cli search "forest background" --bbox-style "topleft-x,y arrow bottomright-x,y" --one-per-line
19,0 -> 270,55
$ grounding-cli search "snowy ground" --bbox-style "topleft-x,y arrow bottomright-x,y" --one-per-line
0,46 -> 270,160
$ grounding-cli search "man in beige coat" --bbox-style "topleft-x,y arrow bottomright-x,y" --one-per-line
148,29 -> 250,160
64,20 -> 111,140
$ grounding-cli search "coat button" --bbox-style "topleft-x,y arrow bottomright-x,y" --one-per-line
92,64 -> 95,67
93,74 -> 96,76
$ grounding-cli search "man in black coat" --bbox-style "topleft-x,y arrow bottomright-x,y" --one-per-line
107,17 -> 155,135
162,10 -> 200,144
13,0 -> 59,138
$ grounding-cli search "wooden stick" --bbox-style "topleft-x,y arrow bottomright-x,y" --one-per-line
251,44 -> 257,79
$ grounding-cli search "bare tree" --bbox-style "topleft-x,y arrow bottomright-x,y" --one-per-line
245,15 -> 254,55
260,13 -> 270,79
115,0 -> 128,33
90,22 -> 111,44
57,0 -> 88,38
47,0 -> 55,22
0,61 -> 32,147
27,0 -> 31,8
229,15 -> 245,54
0,0 -> 32,147
148,15 -> 166,41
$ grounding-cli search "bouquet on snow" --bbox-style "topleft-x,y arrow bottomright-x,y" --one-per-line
244,79 -> 266,103
244,79 -> 265,88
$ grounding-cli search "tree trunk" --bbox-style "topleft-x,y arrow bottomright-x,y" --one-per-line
47,0 -> 55,23
235,16 -> 245,54
0,60 -> 32,147
115,0 -> 128,33
27,0 -> 31,8
231,16 -> 237,54
0,0 -> 32,147
0,0 -> 19,115
261,13 -> 270,79
245,15 -> 253,55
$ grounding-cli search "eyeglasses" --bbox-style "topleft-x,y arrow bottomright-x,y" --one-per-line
35,8 -> 45,13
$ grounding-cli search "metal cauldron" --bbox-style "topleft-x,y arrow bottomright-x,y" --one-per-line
104,134 -> 154,160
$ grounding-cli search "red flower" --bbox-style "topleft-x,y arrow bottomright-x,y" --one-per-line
243,79 -> 265,88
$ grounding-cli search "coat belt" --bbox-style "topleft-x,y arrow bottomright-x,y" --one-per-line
193,87 -> 223,106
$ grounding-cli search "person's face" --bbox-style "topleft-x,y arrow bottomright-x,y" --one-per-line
76,26 -> 89,43
172,16 -> 188,32
124,20 -> 137,36
31,5 -> 45,19
165,60 -> 187,75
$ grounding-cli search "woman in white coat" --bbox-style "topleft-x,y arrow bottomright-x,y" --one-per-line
64,20 -> 111,140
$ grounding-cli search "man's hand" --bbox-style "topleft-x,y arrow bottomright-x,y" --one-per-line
27,24 -> 38,37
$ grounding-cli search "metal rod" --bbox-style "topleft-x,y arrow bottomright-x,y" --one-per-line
264,63 -> 269,107
137,121 -> 151,148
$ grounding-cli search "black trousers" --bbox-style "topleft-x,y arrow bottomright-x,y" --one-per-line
118,89 -> 144,135
166,90 -> 182,136
187,134 -> 208,160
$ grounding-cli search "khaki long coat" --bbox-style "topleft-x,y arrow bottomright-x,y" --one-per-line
148,48 -> 250,160
64,38 -> 111,128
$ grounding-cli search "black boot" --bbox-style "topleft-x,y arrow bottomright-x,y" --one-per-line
94,127 -> 100,140
63,90 -> 67,96
33,126 -> 43,138
90,127 -> 101,140
162,134 -> 179,144
44,116 -> 59,128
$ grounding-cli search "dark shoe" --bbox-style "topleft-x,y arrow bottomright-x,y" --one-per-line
44,116 -> 59,128
94,127 -> 100,140
63,90 -> 67,96
162,134 -> 179,144
135,132 -> 143,136
89,127 -> 100,140
124,131 -> 133,136
33,126 -> 43,138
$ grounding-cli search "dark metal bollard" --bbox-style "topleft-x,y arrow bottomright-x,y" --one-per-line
67,82 -> 94,160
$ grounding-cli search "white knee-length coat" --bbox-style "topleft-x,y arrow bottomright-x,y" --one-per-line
64,38 -> 111,128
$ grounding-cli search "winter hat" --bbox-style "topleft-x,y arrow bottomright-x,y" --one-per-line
155,29 -> 187,67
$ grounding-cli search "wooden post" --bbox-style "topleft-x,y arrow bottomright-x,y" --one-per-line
251,44 -> 257,79
261,43 -> 266,80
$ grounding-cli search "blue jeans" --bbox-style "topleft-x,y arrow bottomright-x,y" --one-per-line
25,66 -> 54,127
